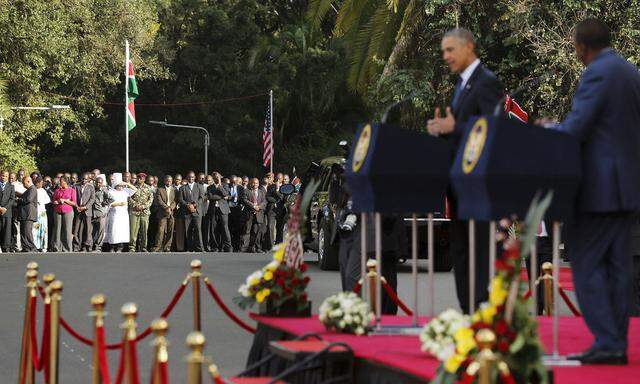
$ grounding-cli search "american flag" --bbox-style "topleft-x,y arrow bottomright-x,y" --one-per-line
504,95 -> 528,123
262,99 -> 273,168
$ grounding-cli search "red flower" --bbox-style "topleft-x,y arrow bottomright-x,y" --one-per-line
495,320 -> 509,336
291,278 -> 300,287
498,340 -> 510,353
300,293 -> 308,301
276,278 -> 285,287
284,287 -> 292,295
299,263 -> 308,273
471,322 -> 489,331
303,276 -> 310,284
495,259 -> 514,273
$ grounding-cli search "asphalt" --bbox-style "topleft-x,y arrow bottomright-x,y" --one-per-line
0,251 -> 572,383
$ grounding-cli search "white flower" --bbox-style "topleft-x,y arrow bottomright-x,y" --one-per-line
420,309 -> 469,361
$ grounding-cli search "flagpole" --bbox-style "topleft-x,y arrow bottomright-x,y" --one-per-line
125,40 -> 130,173
269,89 -> 274,174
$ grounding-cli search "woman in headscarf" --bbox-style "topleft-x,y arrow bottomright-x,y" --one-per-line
33,176 -> 50,252
104,173 -> 137,252
52,176 -> 77,252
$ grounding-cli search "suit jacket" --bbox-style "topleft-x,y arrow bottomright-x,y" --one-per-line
557,49 -> 640,213
207,183 -> 231,215
19,185 -> 37,222
75,183 -> 96,217
450,63 -> 503,148
0,182 -> 15,218
155,186 -> 177,219
242,187 -> 267,223
266,184 -> 284,217
178,183 -> 206,217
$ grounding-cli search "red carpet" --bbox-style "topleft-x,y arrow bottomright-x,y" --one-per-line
520,266 -> 575,291
252,315 -> 640,383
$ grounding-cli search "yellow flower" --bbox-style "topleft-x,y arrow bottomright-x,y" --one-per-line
471,312 -> 481,323
489,276 -> 508,306
263,271 -> 274,281
273,244 -> 285,262
445,353 -> 466,373
249,276 -> 261,286
256,288 -> 271,303
480,305 -> 497,324
454,327 -> 474,342
454,327 -> 477,355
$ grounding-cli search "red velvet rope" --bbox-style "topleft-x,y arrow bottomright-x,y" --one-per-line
204,279 -> 256,334
42,301 -> 51,383
213,375 -> 226,384
28,295 -> 43,371
500,371 -> 516,384
97,325 -> 111,384
114,339 -> 126,384
159,361 -> 169,384
128,339 -> 141,384
381,281 -> 413,316
353,282 -> 362,295
559,285 -> 582,316
459,371 -> 474,384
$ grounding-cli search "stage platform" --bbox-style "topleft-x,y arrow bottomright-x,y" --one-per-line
250,314 -> 640,384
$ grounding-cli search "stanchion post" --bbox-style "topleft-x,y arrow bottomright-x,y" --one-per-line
186,331 -> 205,384
427,213 -> 435,318
18,269 -> 38,384
530,242 -> 538,315
150,318 -> 169,384
469,219 -> 476,314
91,294 -> 106,384
366,260 -> 377,315
26,261 -> 39,274
541,262 -> 553,316
551,221 -> 561,357
121,303 -> 139,384
475,329 -> 497,384
374,212 -> 382,329
411,214 -> 418,326
360,213 -> 368,303
49,280 -> 63,384
190,260 -> 202,332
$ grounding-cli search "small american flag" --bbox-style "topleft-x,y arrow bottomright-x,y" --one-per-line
262,99 -> 273,168
504,95 -> 528,123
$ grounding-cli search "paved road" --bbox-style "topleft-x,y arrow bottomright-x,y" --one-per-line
0,251 -> 572,383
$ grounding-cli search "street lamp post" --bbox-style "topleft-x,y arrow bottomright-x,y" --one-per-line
149,120 -> 210,175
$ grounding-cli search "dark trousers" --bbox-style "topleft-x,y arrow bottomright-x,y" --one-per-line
242,214 -> 262,252
92,216 -> 107,251
339,231 -> 360,291
73,213 -> 93,251
20,220 -> 36,252
275,213 -> 286,244
184,215 -> 203,252
262,212 -> 277,250
229,206 -> 244,251
0,214 -> 12,251
568,213 -> 634,352
450,219 -> 490,314
209,209 -> 231,251
525,236 -> 553,314
202,213 -> 213,250
154,215 -> 175,252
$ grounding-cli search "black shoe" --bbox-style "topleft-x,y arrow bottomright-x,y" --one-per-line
568,348 -> 628,365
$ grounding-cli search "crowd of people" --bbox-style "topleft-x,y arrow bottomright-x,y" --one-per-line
0,168 -> 294,253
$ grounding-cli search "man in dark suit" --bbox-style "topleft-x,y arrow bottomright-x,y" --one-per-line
543,19 -> 640,365
228,175 -> 245,251
0,171 -> 15,252
179,171 -> 206,252
427,28 -> 503,314
153,175 -> 177,252
241,177 -> 266,252
73,172 -> 96,251
18,176 -> 37,252
265,177 -> 284,248
206,172 -> 232,252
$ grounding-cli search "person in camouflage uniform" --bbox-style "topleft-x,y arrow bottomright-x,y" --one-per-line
128,172 -> 154,252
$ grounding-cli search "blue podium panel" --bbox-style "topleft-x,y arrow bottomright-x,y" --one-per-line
450,116 -> 581,221
345,123 -> 453,214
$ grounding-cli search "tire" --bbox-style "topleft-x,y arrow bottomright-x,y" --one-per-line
318,224 -> 339,270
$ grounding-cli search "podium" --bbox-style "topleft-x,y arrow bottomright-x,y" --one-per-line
450,115 -> 581,364
346,123 -> 453,330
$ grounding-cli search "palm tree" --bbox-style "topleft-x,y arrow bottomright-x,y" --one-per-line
307,0 -> 424,94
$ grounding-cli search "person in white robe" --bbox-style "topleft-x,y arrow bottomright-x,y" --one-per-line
104,173 -> 137,252
33,177 -> 50,251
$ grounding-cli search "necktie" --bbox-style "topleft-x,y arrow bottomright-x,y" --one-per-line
452,77 -> 463,108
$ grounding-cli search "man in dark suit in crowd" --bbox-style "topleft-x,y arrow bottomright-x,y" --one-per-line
173,174 -> 185,251
153,175 -> 177,252
228,175 -> 245,251
241,177 -> 266,253
265,176 -> 284,248
541,19 -> 640,365
73,172 -> 96,251
0,171 -> 15,252
206,172 -> 232,252
427,28 -> 503,314
179,171 -> 206,252
17,176 -> 37,252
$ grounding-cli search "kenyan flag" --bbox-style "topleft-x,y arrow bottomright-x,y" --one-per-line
126,59 -> 138,131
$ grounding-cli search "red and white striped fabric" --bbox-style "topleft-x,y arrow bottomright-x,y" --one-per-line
262,101 -> 273,167
504,94 -> 528,123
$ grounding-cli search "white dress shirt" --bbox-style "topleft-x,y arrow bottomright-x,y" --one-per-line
460,58 -> 481,89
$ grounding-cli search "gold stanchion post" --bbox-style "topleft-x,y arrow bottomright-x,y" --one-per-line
366,260 -> 377,315
186,331 -> 205,384
150,318 -> 169,384
91,294 -> 106,384
18,269 -> 38,384
121,303 -> 139,384
476,329 -> 497,384
26,261 -> 39,274
541,262 -> 554,315
190,260 -> 202,332
49,280 -> 63,384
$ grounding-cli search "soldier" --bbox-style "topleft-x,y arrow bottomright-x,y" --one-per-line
128,172 -> 154,252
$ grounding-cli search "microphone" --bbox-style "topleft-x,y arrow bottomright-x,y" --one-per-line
492,75 -> 545,117
380,91 -> 420,124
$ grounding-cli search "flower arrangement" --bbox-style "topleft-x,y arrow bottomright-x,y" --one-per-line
319,292 -> 374,335
420,309 -> 470,361
234,243 -> 310,312
432,193 -> 552,384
